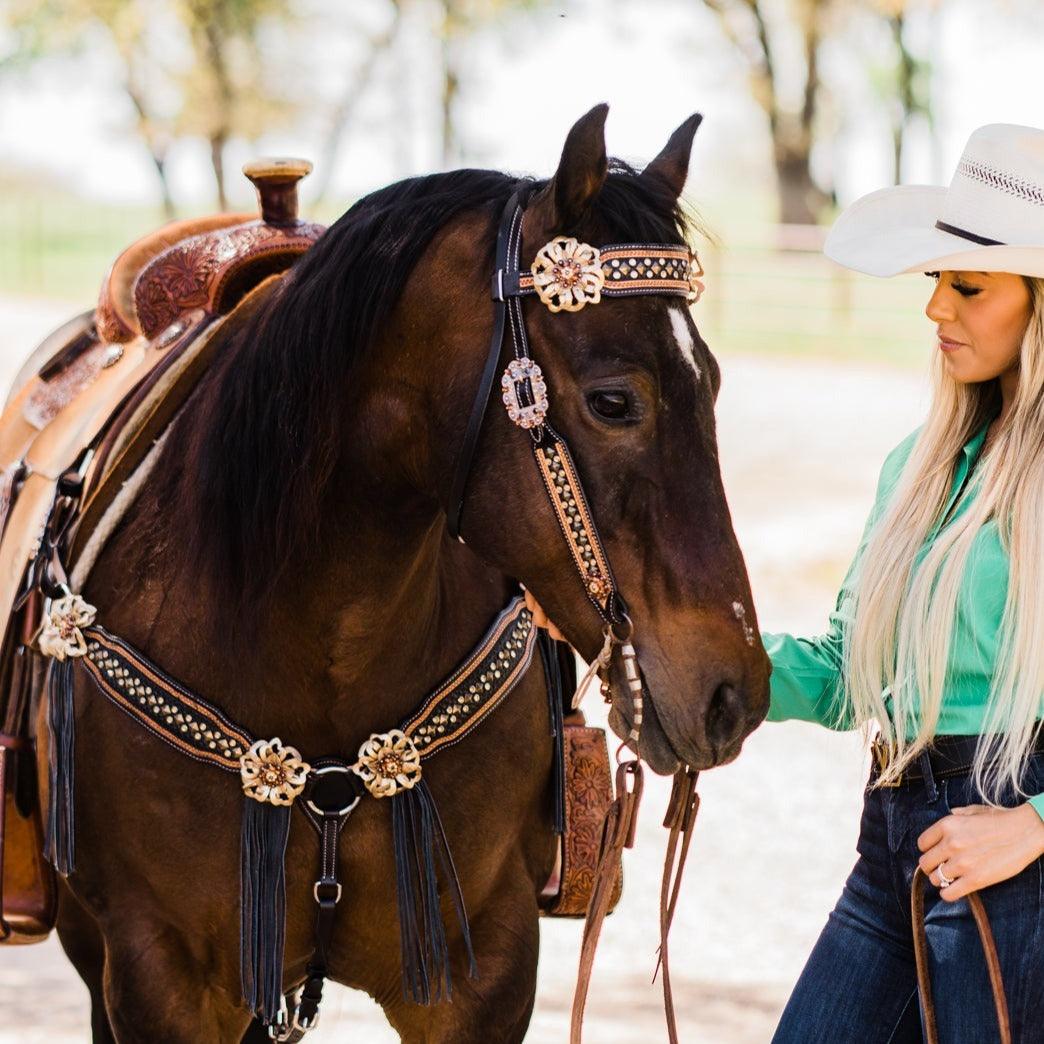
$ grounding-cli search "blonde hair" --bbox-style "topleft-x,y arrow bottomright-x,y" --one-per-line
843,276 -> 1044,803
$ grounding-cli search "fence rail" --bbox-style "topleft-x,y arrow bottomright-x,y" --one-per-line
0,196 -> 930,367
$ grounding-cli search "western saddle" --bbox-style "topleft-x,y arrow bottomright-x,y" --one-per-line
0,159 -> 326,942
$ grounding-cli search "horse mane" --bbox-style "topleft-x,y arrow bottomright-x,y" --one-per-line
165,160 -> 694,613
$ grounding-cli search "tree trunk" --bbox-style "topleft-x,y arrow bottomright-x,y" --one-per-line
148,152 -> 177,222
774,145 -> 829,225
891,12 -> 916,185
441,41 -> 460,168
210,133 -> 228,211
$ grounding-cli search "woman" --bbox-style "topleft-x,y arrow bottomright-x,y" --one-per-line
528,123 -> 1044,1042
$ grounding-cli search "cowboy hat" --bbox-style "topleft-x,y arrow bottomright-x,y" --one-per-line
824,123 -> 1044,279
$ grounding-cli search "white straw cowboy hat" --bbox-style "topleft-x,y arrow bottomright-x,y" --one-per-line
825,123 -> 1044,279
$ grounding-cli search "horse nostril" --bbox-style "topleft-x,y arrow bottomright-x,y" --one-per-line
705,682 -> 745,752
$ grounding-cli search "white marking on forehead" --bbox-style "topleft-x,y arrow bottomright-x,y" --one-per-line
668,308 -> 701,380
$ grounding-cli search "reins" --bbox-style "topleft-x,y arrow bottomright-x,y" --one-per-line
911,866 -> 1011,1043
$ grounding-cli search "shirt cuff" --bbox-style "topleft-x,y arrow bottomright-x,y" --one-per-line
1028,792 -> 1044,822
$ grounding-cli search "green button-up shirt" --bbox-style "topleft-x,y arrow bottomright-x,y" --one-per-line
761,420 -> 1044,819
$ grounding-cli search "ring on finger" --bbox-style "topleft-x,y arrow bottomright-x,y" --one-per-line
938,864 -> 955,889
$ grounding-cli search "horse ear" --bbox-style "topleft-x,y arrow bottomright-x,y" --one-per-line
641,113 -> 704,200
527,104 -> 609,237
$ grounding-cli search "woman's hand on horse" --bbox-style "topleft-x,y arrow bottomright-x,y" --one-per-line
916,801 -> 1044,901
522,588 -> 567,643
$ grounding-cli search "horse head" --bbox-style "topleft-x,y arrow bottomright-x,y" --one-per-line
422,105 -> 771,773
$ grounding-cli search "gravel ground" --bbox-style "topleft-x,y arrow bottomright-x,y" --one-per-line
0,297 -> 931,1042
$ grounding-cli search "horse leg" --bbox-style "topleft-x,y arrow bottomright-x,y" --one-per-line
99,917 -> 251,1043
384,869 -> 540,1044
54,880 -> 116,1043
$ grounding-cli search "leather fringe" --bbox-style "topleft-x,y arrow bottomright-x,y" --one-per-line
240,798 -> 291,1025
537,630 -> 566,834
392,780 -> 476,1004
44,657 -> 75,876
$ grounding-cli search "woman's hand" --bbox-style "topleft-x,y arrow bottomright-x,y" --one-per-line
917,802 -> 1044,901
522,588 -> 566,643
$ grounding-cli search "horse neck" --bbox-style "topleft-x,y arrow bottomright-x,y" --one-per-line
157,467 -> 513,757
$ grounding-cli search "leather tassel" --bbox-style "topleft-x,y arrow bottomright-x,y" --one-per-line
537,630 -> 566,835
240,798 -> 291,1025
44,657 -> 75,876
392,780 -> 476,1004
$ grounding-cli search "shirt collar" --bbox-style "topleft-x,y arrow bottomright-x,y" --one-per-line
961,415 -> 995,461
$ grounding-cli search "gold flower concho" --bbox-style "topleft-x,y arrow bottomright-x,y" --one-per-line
353,730 -> 422,798
240,738 -> 311,806
37,594 -> 97,660
531,237 -> 605,312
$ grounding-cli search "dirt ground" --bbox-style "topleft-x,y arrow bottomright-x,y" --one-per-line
0,297 -> 930,1042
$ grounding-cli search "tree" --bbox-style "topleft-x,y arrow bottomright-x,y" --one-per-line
175,0 -> 296,210
1,0 -> 180,218
864,0 -> 936,185
700,0 -> 837,224
433,0 -> 554,169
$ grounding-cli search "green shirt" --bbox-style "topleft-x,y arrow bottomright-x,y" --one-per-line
761,419 -> 1044,819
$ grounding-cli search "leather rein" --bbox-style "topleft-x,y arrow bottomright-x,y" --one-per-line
446,187 -> 707,1042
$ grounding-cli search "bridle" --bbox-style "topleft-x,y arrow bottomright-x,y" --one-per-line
445,187 -> 708,1043
445,186 -> 704,737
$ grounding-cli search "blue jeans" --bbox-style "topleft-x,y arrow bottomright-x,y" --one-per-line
773,749 -> 1044,1043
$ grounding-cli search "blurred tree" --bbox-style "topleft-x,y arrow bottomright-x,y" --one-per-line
700,0 -> 837,224
434,0 -> 553,169
1,0 -> 180,218
310,0 -> 404,205
865,0 -> 936,185
175,0 -> 296,210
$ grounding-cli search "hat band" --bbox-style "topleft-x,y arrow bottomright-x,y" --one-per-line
934,220 -> 1005,247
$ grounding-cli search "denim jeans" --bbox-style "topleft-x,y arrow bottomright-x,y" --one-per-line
772,749 -> 1044,1043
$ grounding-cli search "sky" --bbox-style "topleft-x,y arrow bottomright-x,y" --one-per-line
0,0 -> 1040,217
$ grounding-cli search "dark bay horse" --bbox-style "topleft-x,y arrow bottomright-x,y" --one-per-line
48,104 -> 770,1041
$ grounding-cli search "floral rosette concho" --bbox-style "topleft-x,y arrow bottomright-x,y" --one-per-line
531,237 -> 605,313
354,729 -> 422,797
240,737 -> 311,806
37,593 -> 97,660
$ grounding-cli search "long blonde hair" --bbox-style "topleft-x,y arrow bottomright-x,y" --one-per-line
842,276 -> 1044,803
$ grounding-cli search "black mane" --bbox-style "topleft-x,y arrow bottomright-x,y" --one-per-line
167,160 -> 694,607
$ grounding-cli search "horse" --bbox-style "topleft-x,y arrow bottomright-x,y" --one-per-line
44,103 -> 770,1042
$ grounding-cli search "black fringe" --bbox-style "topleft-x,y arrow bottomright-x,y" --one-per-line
537,630 -> 566,835
240,799 -> 291,1025
392,781 -> 476,1004
44,657 -> 75,876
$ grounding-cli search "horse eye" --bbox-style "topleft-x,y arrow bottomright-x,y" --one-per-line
588,390 -> 632,422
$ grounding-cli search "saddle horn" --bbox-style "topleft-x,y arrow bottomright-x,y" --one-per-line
242,158 -> 314,226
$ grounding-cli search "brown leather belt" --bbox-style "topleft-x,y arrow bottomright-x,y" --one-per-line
871,729 -> 1044,787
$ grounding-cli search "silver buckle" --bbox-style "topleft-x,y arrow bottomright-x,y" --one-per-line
313,880 -> 342,904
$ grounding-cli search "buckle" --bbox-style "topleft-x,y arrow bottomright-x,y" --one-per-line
871,740 -> 901,786
313,881 -> 342,904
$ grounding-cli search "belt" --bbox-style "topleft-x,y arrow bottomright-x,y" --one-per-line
870,731 -> 1044,788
